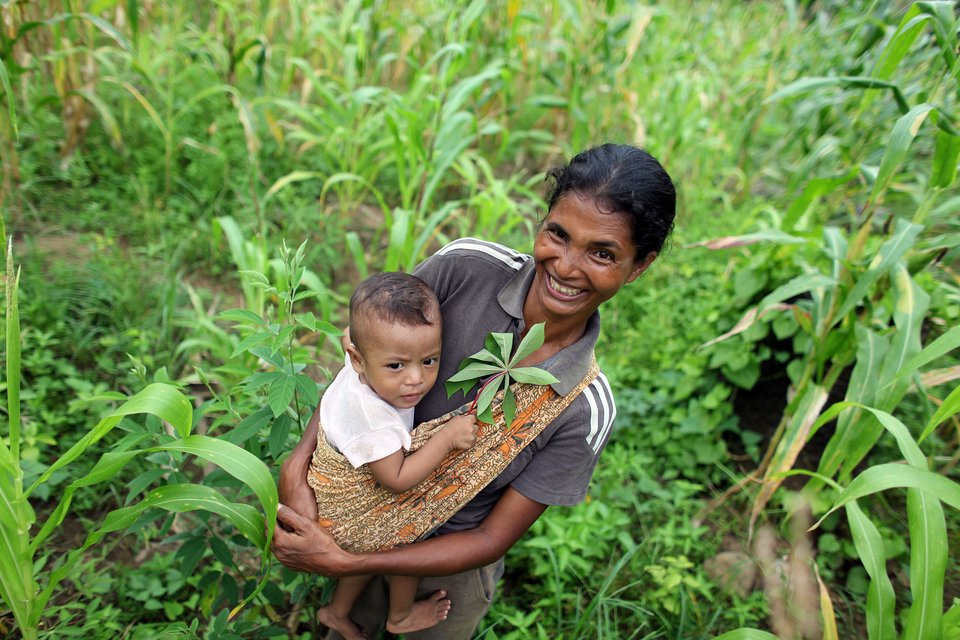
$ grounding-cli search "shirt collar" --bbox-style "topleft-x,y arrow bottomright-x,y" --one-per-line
497,259 -> 599,396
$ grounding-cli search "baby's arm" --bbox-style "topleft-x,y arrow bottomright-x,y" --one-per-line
366,414 -> 478,493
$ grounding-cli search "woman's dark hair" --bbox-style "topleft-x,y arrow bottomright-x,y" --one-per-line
349,272 -> 440,352
545,144 -> 676,258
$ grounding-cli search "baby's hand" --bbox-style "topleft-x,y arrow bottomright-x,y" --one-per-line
444,414 -> 479,451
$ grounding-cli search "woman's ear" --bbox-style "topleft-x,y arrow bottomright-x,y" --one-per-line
626,251 -> 658,283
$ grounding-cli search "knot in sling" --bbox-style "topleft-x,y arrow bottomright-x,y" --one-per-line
307,356 -> 600,552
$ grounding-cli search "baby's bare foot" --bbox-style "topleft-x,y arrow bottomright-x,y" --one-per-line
386,590 -> 452,634
316,605 -> 368,640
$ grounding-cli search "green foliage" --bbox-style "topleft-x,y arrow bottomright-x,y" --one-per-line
446,322 -> 558,425
2,0 -> 959,638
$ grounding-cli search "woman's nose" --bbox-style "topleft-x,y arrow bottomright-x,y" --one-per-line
555,247 -> 580,278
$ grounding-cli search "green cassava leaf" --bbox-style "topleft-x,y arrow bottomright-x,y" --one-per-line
511,322 -> 546,365
509,367 -> 559,385
446,362 -> 505,383
502,383 -> 517,427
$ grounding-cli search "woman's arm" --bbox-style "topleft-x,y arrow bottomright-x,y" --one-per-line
272,486 -> 547,577
277,405 -> 321,521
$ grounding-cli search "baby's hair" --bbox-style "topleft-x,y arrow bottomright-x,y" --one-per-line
349,272 -> 440,353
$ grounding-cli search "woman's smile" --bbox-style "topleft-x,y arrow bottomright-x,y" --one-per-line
526,193 -> 652,327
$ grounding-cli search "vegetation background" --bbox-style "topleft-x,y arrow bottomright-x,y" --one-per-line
1,0 -> 959,638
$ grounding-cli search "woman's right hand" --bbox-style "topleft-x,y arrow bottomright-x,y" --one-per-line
443,413 -> 479,451
272,504 -> 353,576
277,406 -> 322,520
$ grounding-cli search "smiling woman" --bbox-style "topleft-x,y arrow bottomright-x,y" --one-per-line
272,144 -> 676,640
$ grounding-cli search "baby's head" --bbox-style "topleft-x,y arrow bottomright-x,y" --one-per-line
346,272 -> 442,410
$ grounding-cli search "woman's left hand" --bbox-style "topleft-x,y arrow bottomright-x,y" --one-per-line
272,504 -> 354,576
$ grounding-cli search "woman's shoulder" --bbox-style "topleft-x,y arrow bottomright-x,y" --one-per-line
431,237 -> 530,271
553,367 -> 618,455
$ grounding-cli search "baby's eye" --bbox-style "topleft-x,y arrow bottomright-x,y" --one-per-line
423,357 -> 438,366
386,362 -> 403,370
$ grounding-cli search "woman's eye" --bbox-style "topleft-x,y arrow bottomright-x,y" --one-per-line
547,228 -> 566,241
594,250 -> 614,261
387,363 -> 403,370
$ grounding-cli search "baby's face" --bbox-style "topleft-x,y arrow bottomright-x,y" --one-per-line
348,319 -> 442,410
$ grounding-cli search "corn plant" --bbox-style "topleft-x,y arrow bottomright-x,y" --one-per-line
698,0 -> 960,529
0,236 -> 278,639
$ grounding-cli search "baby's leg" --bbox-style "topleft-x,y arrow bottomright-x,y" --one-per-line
385,576 -> 451,634
316,576 -> 372,640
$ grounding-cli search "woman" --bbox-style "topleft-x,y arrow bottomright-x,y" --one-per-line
272,143 -> 676,639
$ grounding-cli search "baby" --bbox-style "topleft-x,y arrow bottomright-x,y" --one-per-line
313,272 -> 478,639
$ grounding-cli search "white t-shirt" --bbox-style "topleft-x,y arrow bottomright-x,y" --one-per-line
320,354 -> 415,469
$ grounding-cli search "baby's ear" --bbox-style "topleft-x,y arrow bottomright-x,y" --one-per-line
346,344 -> 364,374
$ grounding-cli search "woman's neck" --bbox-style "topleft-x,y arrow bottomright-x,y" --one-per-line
518,296 -> 589,367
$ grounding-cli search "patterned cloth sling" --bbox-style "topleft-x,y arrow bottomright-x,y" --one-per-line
307,356 -> 600,552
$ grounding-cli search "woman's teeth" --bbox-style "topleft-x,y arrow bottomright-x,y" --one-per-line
550,275 -> 582,296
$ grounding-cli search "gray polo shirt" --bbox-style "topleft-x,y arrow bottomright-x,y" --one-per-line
413,238 -> 618,534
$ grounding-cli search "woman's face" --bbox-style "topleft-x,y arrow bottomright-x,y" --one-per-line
528,194 -> 656,326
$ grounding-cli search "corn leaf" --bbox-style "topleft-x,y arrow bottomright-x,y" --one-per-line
846,501 -> 896,640
155,435 -> 277,551
833,219 -> 923,323
903,487 -> 946,640
0,58 -> 18,140
919,384 -> 960,444
25,383 -> 192,496
889,325 -> 960,386
869,104 -> 935,204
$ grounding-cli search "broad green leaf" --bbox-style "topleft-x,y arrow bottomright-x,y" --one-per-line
869,104 -> 935,203
931,127 -> 960,189
268,374 -> 297,417
833,219 -> 923,323
890,325 -> 960,386
816,328 -> 888,485
474,374 -> 504,423
783,172 -> 858,231
903,487 -> 946,640
224,406 -> 275,444
25,384 -> 192,496
219,309 -> 267,326
758,273 -> 836,312
294,374 -> 320,410
95,484 -> 265,549
877,267 -> 930,393
502,385 -> 517,428
269,415 -> 292,459
862,7 -> 926,111
846,501 -> 896,640
766,76 -> 909,112
446,362 -> 506,383
511,322 -> 546,365
155,435 -> 277,548
509,367 -> 559,386
818,464 -> 960,524
490,332 -> 514,364
919,383 -> 960,444
944,601 -> 960,640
